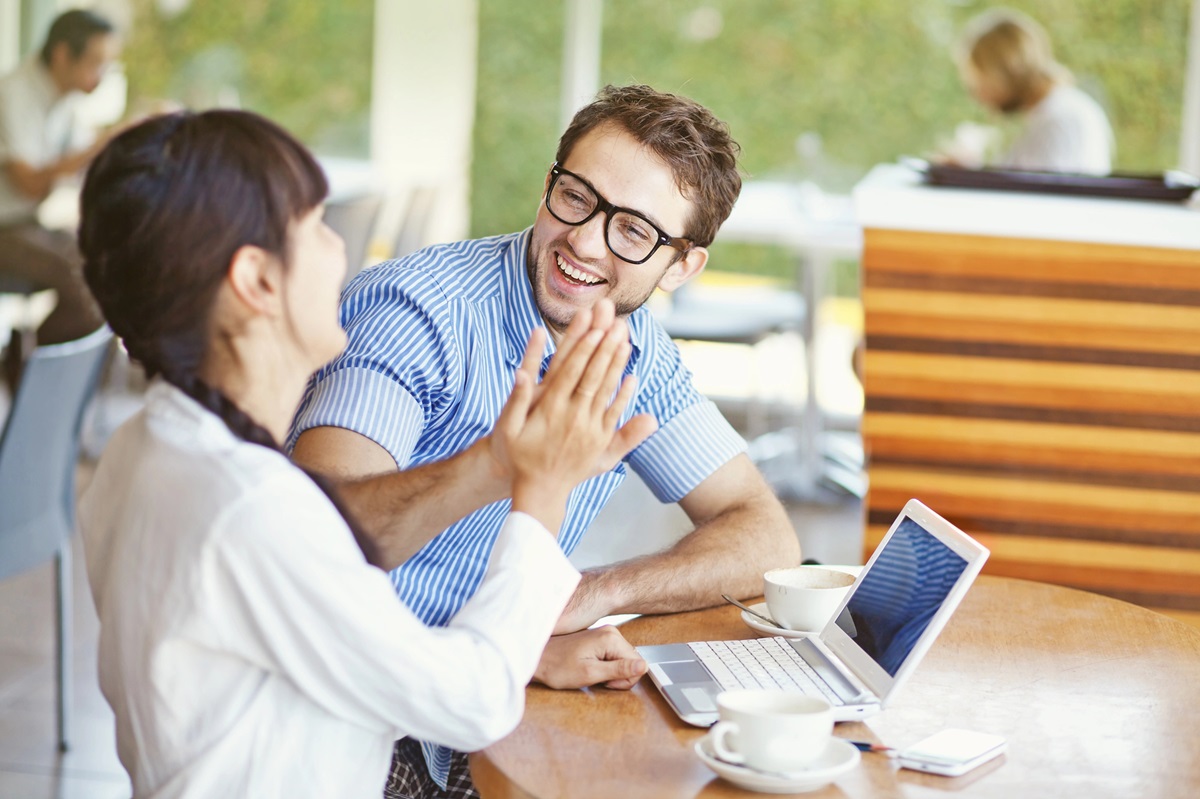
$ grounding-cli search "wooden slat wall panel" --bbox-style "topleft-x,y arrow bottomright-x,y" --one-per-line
866,229 -> 1200,292
867,352 -> 1200,412
865,288 -> 1200,356
863,414 -> 1200,478
861,228 -> 1200,626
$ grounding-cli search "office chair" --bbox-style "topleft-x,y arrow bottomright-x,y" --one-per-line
655,281 -> 806,438
324,192 -> 385,289
391,185 -> 439,260
0,325 -> 113,751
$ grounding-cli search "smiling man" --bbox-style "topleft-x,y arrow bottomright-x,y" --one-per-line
290,84 -> 799,799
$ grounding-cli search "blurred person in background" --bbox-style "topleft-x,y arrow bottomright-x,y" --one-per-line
0,8 -> 118,386
949,7 -> 1113,174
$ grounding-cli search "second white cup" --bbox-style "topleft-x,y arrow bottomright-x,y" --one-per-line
709,689 -> 833,773
763,565 -> 856,632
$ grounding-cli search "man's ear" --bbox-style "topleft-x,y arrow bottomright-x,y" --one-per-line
656,246 -> 708,293
49,42 -> 71,71
226,245 -> 284,316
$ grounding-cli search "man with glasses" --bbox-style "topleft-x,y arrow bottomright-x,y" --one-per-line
291,84 -> 799,798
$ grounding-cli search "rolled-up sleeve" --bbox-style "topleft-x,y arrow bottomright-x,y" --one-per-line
629,400 -> 746,502
289,265 -> 461,467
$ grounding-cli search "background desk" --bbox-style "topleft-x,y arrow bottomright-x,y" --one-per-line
715,181 -> 864,500
471,576 -> 1200,798
854,164 -> 1200,626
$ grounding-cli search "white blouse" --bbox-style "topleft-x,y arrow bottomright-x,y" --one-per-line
79,381 -> 580,798
0,58 -> 91,223
1002,84 -> 1114,175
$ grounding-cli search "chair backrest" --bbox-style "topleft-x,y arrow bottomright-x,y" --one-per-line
392,185 -> 439,260
324,192 -> 385,288
0,326 -> 112,579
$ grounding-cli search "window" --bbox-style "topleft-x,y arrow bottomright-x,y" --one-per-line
474,0 -> 1190,281
123,0 -> 374,157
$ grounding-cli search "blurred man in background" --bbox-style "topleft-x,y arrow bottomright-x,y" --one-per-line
0,8 -> 117,386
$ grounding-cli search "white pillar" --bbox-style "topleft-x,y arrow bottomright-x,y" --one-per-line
560,0 -> 603,130
370,0 -> 478,244
0,0 -> 19,72
1181,0 -> 1200,174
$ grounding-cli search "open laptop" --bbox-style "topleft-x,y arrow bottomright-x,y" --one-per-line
638,498 -> 989,725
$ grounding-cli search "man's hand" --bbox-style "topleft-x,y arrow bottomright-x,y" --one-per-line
532,626 -> 648,690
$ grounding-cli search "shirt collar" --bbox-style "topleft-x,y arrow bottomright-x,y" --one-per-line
499,227 -> 644,374
500,228 -> 548,369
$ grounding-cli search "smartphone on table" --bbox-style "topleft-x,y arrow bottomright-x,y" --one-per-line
896,729 -> 1007,777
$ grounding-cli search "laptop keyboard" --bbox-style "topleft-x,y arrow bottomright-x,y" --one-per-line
688,638 -> 841,704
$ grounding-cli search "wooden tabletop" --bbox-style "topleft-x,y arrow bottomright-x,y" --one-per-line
470,576 -> 1200,799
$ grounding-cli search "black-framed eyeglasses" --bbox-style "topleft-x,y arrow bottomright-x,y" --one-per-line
545,163 -> 694,265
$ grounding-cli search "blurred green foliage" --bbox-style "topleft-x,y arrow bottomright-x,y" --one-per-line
473,0 -> 1188,282
120,0 -> 1189,282
122,0 -> 374,157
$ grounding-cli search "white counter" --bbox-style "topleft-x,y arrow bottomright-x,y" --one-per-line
720,180 -> 861,258
853,163 -> 1200,252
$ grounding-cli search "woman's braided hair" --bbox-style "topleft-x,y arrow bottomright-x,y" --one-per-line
78,109 -> 380,566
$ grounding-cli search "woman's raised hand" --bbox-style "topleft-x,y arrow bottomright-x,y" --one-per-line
493,299 -> 657,535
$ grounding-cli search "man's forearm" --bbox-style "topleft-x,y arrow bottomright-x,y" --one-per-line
6,144 -> 104,202
336,439 -> 509,571
53,145 -> 99,179
560,487 -> 799,630
5,160 -> 54,202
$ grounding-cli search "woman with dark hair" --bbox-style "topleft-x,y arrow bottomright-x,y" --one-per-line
75,109 -> 649,797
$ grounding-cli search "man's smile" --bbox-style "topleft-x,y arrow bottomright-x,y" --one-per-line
555,253 -> 606,286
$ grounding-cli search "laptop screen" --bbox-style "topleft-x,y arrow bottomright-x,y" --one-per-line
833,517 -> 969,676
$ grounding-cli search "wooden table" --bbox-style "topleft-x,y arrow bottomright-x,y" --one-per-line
470,576 -> 1200,798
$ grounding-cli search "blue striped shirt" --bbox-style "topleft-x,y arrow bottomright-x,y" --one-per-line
289,228 -> 745,783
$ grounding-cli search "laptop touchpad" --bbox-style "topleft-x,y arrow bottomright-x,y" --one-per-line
659,660 -> 713,684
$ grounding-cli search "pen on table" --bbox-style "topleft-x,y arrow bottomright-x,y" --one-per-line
847,740 -> 894,754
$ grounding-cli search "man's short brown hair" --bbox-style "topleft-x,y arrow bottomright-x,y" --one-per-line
40,9 -> 114,66
554,84 -> 742,249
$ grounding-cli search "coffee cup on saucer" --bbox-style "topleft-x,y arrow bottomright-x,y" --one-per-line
763,566 -> 856,633
710,689 -> 833,773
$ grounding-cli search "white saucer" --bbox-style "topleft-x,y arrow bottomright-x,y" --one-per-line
694,733 -> 861,794
741,603 -> 816,639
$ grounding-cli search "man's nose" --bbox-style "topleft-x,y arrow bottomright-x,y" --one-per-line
566,212 -> 609,261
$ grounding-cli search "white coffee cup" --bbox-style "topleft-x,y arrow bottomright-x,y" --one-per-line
763,566 -> 856,633
710,689 -> 833,773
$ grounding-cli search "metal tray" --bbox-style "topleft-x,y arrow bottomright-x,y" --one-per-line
919,162 -> 1198,202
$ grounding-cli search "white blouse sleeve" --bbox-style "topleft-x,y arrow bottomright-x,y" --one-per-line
202,470 -> 579,752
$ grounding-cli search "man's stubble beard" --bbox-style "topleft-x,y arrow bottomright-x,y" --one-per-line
524,239 -> 664,330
